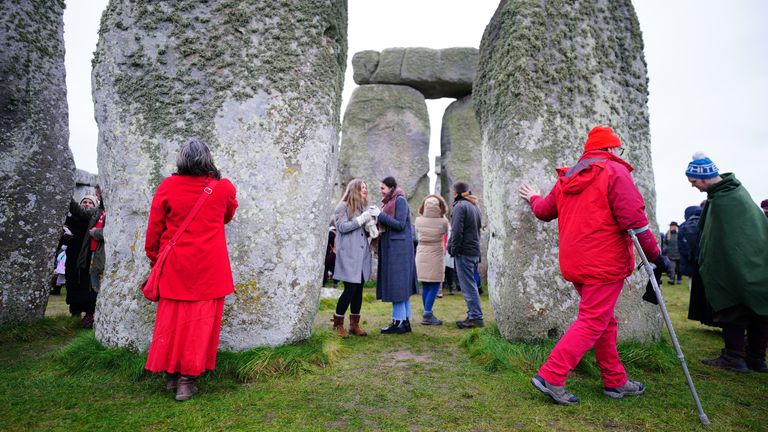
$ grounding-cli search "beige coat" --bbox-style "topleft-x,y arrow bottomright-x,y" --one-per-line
415,198 -> 450,282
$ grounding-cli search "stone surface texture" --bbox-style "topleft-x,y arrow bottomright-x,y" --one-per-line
352,48 -> 478,99
93,0 -> 347,351
439,95 -> 488,280
0,0 -> 74,324
338,84 -> 429,214
474,0 -> 660,342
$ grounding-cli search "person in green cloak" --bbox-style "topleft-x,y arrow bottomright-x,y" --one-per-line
686,152 -> 768,373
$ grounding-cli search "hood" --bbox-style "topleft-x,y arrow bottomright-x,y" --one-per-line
684,205 -> 702,220
423,197 -> 442,218
555,151 -> 633,195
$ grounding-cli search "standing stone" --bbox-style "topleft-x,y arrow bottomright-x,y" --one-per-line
352,48 -> 478,99
93,0 -> 347,351
74,169 -> 99,203
0,0 -> 74,324
474,0 -> 660,342
338,84 -> 429,214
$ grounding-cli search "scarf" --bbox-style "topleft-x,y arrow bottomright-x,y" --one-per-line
453,191 -> 478,206
381,187 -> 406,217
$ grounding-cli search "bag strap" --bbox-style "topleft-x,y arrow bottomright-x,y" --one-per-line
168,178 -> 219,246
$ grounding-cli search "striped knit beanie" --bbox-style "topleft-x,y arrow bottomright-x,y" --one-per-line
685,152 -> 719,179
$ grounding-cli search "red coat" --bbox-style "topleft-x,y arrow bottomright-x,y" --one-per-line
145,174 -> 238,301
530,151 -> 654,284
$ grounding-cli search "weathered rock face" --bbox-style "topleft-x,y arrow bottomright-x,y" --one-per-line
93,0 -> 347,351
353,48 -> 478,99
74,169 -> 98,203
474,0 -> 660,342
0,1 -> 74,324
338,84 -> 429,213
440,95 -> 487,281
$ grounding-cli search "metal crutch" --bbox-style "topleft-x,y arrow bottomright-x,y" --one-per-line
627,228 -> 710,426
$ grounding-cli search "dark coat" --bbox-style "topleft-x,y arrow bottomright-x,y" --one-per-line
77,203 -> 106,275
678,206 -> 701,276
448,197 -> 481,257
376,196 -> 418,302
65,200 -> 98,308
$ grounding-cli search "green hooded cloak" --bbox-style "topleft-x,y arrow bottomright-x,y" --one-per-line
698,173 -> 768,316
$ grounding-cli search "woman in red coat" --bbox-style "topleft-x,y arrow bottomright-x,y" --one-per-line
144,139 -> 238,401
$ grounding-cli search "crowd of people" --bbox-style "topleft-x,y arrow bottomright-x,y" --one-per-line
49,132 -> 766,404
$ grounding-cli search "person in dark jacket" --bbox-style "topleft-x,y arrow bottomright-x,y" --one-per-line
686,152 -> 768,373
375,176 -> 418,334
663,222 -> 682,284
448,181 -> 484,329
519,126 -> 671,404
677,205 -> 718,327
65,194 -> 100,328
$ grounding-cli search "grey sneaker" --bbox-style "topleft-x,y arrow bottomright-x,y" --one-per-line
421,313 -> 443,326
456,318 -> 484,329
604,379 -> 646,398
531,374 -> 579,405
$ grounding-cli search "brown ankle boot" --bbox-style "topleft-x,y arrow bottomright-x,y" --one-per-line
175,375 -> 198,401
333,314 -> 348,338
349,314 -> 367,336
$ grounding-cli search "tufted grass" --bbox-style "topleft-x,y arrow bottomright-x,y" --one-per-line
0,279 -> 765,431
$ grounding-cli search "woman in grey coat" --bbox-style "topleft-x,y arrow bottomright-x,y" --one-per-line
376,176 -> 418,334
332,179 -> 374,338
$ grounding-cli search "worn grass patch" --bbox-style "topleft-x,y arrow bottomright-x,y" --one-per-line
0,315 -> 80,344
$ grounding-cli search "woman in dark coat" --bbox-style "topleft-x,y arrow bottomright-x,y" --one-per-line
65,195 -> 100,328
144,139 -> 238,401
375,176 -> 418,334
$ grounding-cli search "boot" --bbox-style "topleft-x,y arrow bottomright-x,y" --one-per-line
332,314 -> 349,338
380,320 -> 408,334
701,349 -> 748,373
164,372 -> 180,391
746,356 -> 768,373
175,375 -> 198,401
81,313 -> 95,329
403,318 -> 412,333
348,314 -> 367,336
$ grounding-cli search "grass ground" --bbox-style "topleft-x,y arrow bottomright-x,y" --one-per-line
1,280 -> 766,431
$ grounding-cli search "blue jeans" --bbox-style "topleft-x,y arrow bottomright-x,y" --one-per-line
455,255 -> 483,320
421,282 -> 440,315
392,299 -> 412,321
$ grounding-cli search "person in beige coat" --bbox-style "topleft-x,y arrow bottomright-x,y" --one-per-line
415,195 -> 450,325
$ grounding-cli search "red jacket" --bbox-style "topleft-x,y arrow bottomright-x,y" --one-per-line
530,151 -> 657,284
145,174 -> 238,300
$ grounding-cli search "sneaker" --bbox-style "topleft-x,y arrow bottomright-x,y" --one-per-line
746,357 -> 768,373
456,318 -> 484,329
604,379 -> 646,398
421,313 -> 443,326
701,350 -> 749,373
531,374 -> 578,405
380,320 -> 408,334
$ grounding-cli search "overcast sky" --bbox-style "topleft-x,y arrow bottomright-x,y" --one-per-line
64,0 -> 768,229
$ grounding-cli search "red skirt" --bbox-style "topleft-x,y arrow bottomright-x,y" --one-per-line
145,297 -> 225,376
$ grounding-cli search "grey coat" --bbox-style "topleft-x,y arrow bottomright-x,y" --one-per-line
332,202 -> 372,283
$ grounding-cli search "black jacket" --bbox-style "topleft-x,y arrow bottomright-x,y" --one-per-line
448,198 -> 481,257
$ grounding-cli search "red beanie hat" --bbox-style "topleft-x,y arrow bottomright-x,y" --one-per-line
584,126 -> 621,152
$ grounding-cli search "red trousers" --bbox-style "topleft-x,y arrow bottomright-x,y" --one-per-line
538,280 -> 627,388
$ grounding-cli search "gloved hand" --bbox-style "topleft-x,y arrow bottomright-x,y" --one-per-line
643,255 -> 671,304
355,211 -> 372,226
368,205 -> 381,218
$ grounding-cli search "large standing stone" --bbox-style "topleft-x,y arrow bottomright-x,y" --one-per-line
93,0 -> 347,351
439,95 -> 488,281
0,0 -> 74,324
338,84 -> 429,214
474,0 -> 660,342
74,169 -> 99,203
352,48 -> 478,99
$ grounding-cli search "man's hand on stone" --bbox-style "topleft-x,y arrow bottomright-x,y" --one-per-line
518,183 -> 539,203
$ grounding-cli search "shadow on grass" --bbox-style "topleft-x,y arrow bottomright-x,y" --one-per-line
461,324 -> 678,377
53,331 -> 342,383
0,316 -> 80,344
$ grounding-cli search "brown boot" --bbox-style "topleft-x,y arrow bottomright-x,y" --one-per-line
349,314 -> 367,336
175,375 -> 198,401
164,372 -> 180,391
333,314 -> 348,338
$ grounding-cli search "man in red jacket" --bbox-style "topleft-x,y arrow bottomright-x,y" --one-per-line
518,126 -> 671,405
